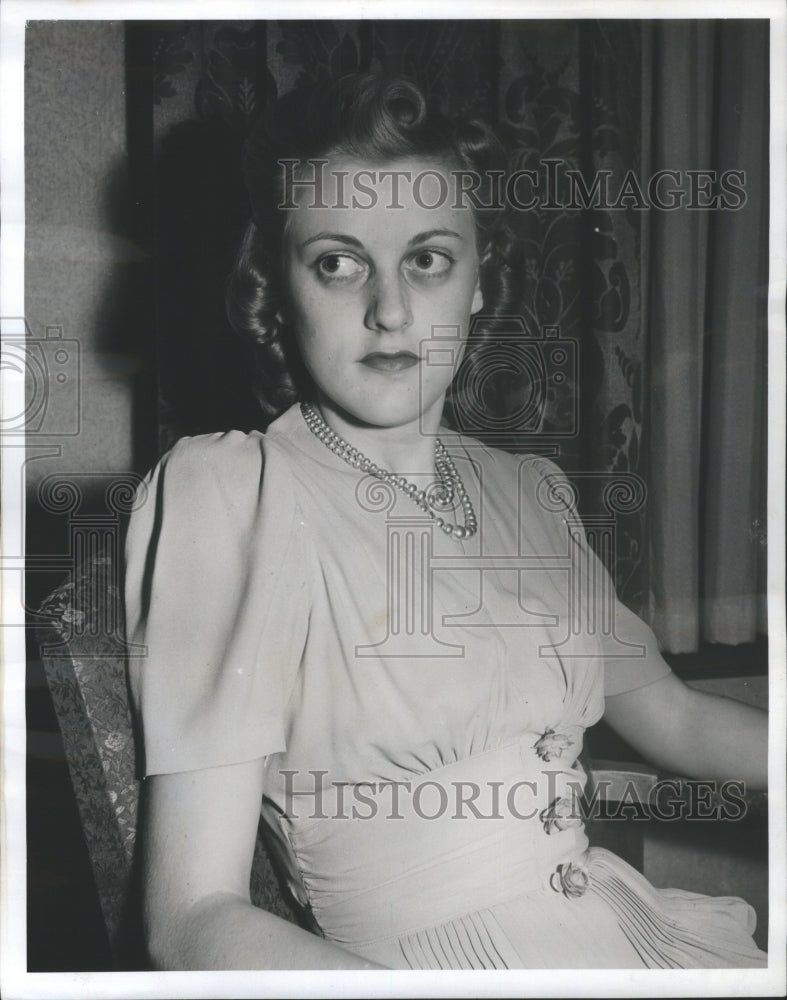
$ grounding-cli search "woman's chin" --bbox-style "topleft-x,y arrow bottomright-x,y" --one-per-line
318,391 -> 445,434
340,408 -> 427,434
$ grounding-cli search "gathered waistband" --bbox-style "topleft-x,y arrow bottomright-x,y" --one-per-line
274,734 -> 590,946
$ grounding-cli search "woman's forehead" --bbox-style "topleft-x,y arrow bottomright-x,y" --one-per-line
283,155 -> 478,245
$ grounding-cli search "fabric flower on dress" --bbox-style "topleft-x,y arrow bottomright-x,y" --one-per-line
533,728 -> 573,762
550,858 -> 590,898
541,795 -> 583,834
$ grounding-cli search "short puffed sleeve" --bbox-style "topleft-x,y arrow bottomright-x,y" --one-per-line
124,431 -> 309,776
524,455 -> 672,699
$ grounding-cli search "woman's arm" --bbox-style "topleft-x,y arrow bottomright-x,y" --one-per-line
603,671 -> 767,790
141,757 -> 385,970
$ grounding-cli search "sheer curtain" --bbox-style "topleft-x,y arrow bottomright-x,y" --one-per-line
643,20 -> 768,651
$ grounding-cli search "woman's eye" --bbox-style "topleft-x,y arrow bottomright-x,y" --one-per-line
316,254 -> 366,281
405,250 -> 453,279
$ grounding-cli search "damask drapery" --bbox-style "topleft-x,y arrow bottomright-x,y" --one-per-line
125,19 -> 768,653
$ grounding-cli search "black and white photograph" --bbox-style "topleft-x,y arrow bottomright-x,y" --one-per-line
1,1 -> 785,997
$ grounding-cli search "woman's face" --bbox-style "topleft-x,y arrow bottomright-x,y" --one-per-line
282,156 -> 484,432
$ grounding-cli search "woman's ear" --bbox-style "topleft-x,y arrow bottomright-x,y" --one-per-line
471,259 -> 486,315
471,280 -> 484,315
471,244 -> 491,315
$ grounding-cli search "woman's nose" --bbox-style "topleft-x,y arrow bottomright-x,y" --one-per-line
364,272 -> 413,333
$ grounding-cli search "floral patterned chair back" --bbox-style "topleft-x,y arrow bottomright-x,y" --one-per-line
35,549 -> 302,964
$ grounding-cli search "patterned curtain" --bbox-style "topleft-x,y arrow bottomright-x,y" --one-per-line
126,19 -> 768,652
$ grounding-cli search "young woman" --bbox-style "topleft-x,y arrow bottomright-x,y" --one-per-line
124,75 -> 767,970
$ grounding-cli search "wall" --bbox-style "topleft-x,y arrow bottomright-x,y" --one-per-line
25,20 -> 153,608
25,21 -> 139,492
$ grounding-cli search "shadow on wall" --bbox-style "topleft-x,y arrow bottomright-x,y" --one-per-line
152,118 -> 263,450
25,151 -> 154,613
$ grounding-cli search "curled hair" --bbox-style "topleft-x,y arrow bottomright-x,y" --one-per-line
226,74 -> 522,425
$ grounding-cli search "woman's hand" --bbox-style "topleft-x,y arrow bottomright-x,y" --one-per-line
603,671 -> 767,791
141,757 -> 386,970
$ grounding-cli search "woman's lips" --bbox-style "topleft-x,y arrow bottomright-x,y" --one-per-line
360,352 -> 420,373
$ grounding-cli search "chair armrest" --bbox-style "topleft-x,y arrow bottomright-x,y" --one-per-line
588,759 -> 767,818
587,760 -> 659,804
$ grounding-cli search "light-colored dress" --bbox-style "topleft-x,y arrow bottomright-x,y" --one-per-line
124,403 -> 766,969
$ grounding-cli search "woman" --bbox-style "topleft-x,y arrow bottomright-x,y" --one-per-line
124,74 -> 767,970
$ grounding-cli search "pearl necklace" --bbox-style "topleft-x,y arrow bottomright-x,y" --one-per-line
300,402 -> 478,540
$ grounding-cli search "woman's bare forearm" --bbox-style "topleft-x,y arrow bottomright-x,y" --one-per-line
672,688 -> 767,789
605,673 -> 768,790
148,891 -> 385,970
140,763 -> 386,971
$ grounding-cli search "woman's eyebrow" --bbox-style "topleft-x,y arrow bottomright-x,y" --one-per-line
408,229 -> 464,245
299,228 -> 465,250
300,233 -> 364,249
